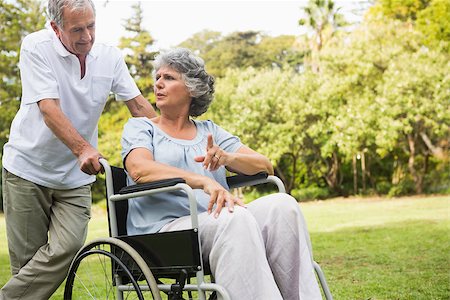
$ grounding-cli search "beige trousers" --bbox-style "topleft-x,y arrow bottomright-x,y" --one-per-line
161,193 -> 322,300
0,168 -> 91,300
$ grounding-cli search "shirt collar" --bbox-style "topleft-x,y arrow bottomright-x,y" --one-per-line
50,28 -> 98,59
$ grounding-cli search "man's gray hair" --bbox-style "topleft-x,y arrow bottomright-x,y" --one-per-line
48,0 -> 96,28
153,48 -> 215,117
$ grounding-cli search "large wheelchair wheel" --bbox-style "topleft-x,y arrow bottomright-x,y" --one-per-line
64,237 -> 161,300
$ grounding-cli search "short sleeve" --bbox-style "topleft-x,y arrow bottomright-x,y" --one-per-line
111,51 -> 141,101
19,48 -> 59,105
121,118 -> 155,163
203,120 -> 243,153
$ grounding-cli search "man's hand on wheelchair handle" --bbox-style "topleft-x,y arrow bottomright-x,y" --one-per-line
78,144 -> 104,175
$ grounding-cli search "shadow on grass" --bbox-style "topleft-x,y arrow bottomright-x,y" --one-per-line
312,219 -> 449,299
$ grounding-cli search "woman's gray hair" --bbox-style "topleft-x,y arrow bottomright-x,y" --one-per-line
48,0 -> 95,28
153,48 -> 215,117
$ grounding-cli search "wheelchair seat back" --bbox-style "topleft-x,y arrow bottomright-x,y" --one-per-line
109,166 -> 129,236
107,166 -> 208,279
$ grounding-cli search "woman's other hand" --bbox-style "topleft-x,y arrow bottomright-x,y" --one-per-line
203,177 -> 245,218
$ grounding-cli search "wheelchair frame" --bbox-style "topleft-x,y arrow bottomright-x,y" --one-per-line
63,158 -> 332,299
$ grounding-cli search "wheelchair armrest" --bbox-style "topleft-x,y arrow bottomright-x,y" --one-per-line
226,172 -> 268,189
118,178 -> 186,194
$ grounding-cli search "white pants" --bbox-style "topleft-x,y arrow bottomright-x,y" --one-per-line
160,193 -> 322,300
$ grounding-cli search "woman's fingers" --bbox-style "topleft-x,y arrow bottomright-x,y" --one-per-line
204,147 -> 217,169
203,147 -> 215,169
207,134 -> 214,149
194,155 -> 205,162
209,191 -> 246,218
209,151 -> 222,171
199,134 -> 230,171
205,179 -> 245,218
235,197 -> 246,208
226,193 -> 235,213
203,134 -> 223,170
207,189 -> 218,214
213,190 -> 226,218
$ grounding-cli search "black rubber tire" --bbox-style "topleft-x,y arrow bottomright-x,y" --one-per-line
64,237 -> 161,300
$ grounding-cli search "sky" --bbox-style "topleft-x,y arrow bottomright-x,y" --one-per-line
93,0 -> 370,50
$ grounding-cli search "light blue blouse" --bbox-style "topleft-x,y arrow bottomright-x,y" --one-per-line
121,117 -> 243,234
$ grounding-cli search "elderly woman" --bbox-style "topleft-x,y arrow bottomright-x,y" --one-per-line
121,48 -> 321,299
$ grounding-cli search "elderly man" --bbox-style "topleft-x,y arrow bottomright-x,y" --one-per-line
0,0 -> 156,298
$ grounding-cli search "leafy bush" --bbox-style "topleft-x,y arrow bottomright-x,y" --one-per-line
424,160 -> 450,194
376,180 -> 392,195
91,176 -> 106,204
291,186 -> 330,201
387,180 -> 415,197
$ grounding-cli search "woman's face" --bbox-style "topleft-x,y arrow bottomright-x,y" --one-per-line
154,66 -> 191,112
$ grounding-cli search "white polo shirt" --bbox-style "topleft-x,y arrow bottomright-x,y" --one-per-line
2,28 -> 141,189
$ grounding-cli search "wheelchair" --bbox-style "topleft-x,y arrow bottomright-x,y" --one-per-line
63,158 -> 332,299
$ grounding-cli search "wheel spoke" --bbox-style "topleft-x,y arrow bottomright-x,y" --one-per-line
64,239 -> 160,300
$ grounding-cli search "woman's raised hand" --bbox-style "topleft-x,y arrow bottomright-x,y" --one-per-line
193,134 -> 245,217
194,134 -> 229,171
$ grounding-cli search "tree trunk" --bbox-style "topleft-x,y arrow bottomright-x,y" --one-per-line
324,151 -> 345,195
407,133 -> 424,194
275,165 -> 287,192
361,151 -> 366,192
280,152 -> 295,194
420,131 -> 446,160
352,154 -> 357,195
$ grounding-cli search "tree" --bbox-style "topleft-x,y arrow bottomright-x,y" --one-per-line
298,0 -> 347,51
416,0 -> 450,50
178,29 -> 222,57
204,17 -> 449,198
368,0 -> 431,21
204,67 -> 325,194
118,2 -> 156,101
319,18 -> 449,195
0,0 -> 46,149
179,30 -> 303,77
378,46 -> 449,193
201,31 -> 264,77
257,35 -> 306,70
368,0 -> 449,50
298,0 -> 348,73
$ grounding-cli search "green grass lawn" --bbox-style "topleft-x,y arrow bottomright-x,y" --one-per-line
0,195 -> 449,299
307,195 -> 450,299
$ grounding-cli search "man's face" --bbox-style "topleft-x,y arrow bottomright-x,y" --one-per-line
51,5 -> 95,57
